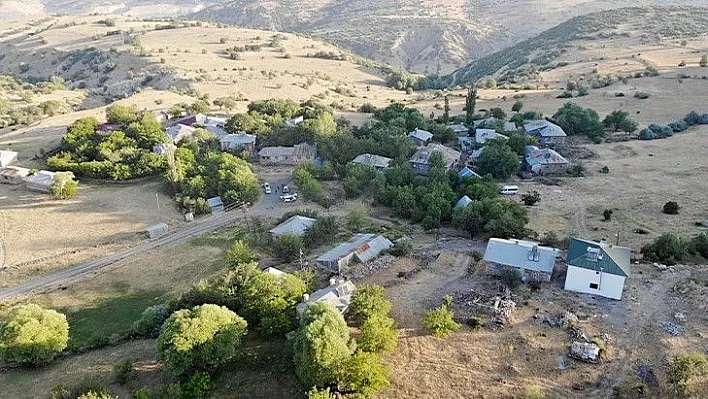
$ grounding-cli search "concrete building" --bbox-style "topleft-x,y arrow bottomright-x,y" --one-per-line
258,143 -> 317,165
564,238 -> 630,300
316,234 -> 393,273
483,238 -> 559,282
524,120 -> 567,147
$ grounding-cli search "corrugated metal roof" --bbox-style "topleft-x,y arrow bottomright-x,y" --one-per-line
269,215 -> 317,237
207,196 -> 223,207
567,238 -> 630,277
483,238 -> 558,274
352,154 -> 392,169
354,235 -> 393,263
408,128 -> 434,142
455,195 -> 472,209
317,234 -> 392,264
503,122 -> 518,132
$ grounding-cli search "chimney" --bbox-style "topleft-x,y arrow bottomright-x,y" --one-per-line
586,247 -> 600,262
329,277 -> 337,286
302,293 -> 309,302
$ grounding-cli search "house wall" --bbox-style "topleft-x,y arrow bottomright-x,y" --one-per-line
538,163 -> 570,175
487,263 -> 551,283
564,265 -> 625,300
541,136 -> 565,147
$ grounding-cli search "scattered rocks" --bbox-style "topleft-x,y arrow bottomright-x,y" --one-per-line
570,341 -> 600,363
542,311 -> 579,329
674,312 -> 686,321
659,321 -> 685,336
346,255 -> 395,279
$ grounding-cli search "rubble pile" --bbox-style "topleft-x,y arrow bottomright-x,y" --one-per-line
541,311 -> 579,329
345,255 -> 396,279
659,321 -> 685,336
570,341 -> 600,363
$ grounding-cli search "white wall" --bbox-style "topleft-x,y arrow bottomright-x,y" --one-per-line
564,265 -> 625,300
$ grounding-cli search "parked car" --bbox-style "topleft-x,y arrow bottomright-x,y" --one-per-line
263,182 -> 271,194
282,185 -> 290,194
280,193 -> 298,203
500,185 -> 519,195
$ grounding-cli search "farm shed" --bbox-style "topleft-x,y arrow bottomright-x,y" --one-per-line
0,166 -> 30,185
0,150 -> 18,167
269,215 -> 317,237
145,223 -> 168,239
23,170 -> 55,193
207,196 -> 224,214
296,278 -> 356,317
564,238 -> 630,300
483,238 -> 559,282
316,234 -> 393,273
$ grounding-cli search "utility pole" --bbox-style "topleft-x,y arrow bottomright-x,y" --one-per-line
156,193 -> 160,221
616,230 -> 620,246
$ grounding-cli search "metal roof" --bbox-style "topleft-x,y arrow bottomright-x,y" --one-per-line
455,195 -> 472,209
524,120 -> 567,137
475,129 -> 508,144
408,128 -> 434,142
220,133 -> 256,145
317,234 -> 392,264
448,124 -> 470,134
269,215 -> 317,237
483,238 -> 559,274
409,143 -> 461,166
458,167 -> 481,179
352,154 -> 392,169
503,122 -> 518,132
567,238 -> 630,277
206,196 -> 223,207
525,148 -> 569,166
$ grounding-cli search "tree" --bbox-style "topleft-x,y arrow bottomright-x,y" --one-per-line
506,132 -> 537,155
132,304 -> 168,338
274,234 -> 305,262
521,191 -> 541,206
603,209 -> 613,221
225,240 -> 255,267
51,171 -> 78,199
663,201 -> 680,215
157,304 -> 247,377
668,353 -> 707,397
511,100 -> 523,113
214,96 -> 237,111
303,216 -> 337,247
465,86 -> 477,124
553,102 -> 605,141
0,304 -> 69,366
239,272 -> 307,336
602,110 -> 638,133
345,205 -> 369,231
127,114 -> 169,148
337,352 -> 391,397
106,104 -> 138,126
476,141 -> 520,179
359,313 -> 397,353
347,285 -> 392,326
293,303 -> 352,388
700,55 -> 707,67
489,107 -> 506,120
423,302 -> 460,338
640,233 -> 686,265
442,95 -> 450,124
303,112 -> 337,139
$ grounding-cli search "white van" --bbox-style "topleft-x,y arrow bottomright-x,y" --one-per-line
499,185 -> 519,195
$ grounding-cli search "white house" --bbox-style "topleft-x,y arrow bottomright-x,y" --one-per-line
483,238 -> 559,282
564,238 -> 630,300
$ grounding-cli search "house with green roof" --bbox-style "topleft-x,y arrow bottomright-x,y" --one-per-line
563,238 -> 631,300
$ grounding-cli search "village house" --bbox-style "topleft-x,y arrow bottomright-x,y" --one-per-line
0,150 -> 18,168
269,215 -> 317,238
166,124 -> 197,144
258,143 -> 317,165
351,153 -> 392,170
473,117 -> 497,128
483,238 -> 559,283
296,278 -> 356,317
523,120 -> 567,147
475,129 -> 509,145
220,133 -> 256,152
407,128 -> 434,146
458,166 -> 481,181
23,170 -> 55,193
448,123 -> 470,136
564,238 -> 630,300
524,146 -> 570,175
316,234 -> 393,274
0,166 -> 30,185
409,143 -> 461,175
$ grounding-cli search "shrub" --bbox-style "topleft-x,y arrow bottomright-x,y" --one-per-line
521,190 -> 541,206
423,302 -> 460,338
337,352 -> 391,397
225,240 -> 255,267
113,359 -> 136,385
641,233 -> 686,265
634,92 -> 650,99
603,209 -> 613,221
602,110 -> 637,133
345,205 -> 369,231
0,304 -> 69,366
77,391 -> 115,399
348,285 -> 392,326
638,128 -> 655,140
359,313 -> 398,353
132,304 -> 168,338
388,240 -> 412,257
307,387 -> 337,399
182,372 -> 212,399
157,304 -> 248,377
600,166 -> 609,174
668,353 -> 707,397
273,234 -> 305,262
663,201 -> 680,215
500,267 -> 521,289
669,120 -> 689,132
567,163 -> 586,177
525,385 -> 546,399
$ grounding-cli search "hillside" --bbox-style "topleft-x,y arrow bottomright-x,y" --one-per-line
448,6 -> 708,87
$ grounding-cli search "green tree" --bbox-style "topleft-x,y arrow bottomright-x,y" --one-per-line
239,272 -> 307,336
489,107 -> 506,120
132,305 -> 168,338
347,285 -> 392,325
521,190 -> 541,206
359,313 -> 398,353
274,234 -> 305,262
640,233 -> 686,265
127,114 -> 169,148
511,100 -> 523,113
157,304 -> 247,377
106,104 -> 139,126
337,352 -> 391,397
476,141 -> 520,179
51,171 -> 79,199
0,304 -> 69,366
506,132 -> 538,155
668,353 -> 707,397
303,112 -> 337,139
307,387 -> 337,399
602,110 -> 638,133
465,86 -> 477,124
423,302 -> 460,338
303,216 -> 337,247
553,103 -> 605,142
699,55 -> 707,67
293,303 -> 352,388
225,240 -> 255,267
442,95 -> 450,124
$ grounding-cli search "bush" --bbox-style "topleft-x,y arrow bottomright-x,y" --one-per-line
600,165 -> 609,174
602,110 -> 637,133
348,285 -> 392,326
337,352 -> 391,398
359,313 -> 398,353
225,240 -> 255,267
132,304 -> 168,338
113,358 -> 136,385
634,92 -> 650,99
387,240 -> 412,257
567,163 -> 586,177
182,372 -> 212,399
500,267 -> 521,289
303,216 -> 337,247
663,201 -> 680,215
0,304 -> 69,366
77,391 -> 115,399
640,233 -> 686,265
521,190 -> 541,206
525,385 -> 546,399
157,304 -> 248,377
669,120 -> 689,132
423,302 -> 460,338
668,353 -> 707,397
345,205 -> 369,231
273,234 -> 305,262
603,209 -> 613,221
50,378 -> 112,399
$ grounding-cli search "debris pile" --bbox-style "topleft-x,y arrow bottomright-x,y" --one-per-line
452,285 -> 517,328
345,255 -> 395,279
569,341 -> 600,363
541,311 -> 579,329
659,321 -> 685,336
637,364 -> 659,389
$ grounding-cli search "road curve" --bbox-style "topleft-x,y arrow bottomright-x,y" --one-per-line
0,210 -> 246,302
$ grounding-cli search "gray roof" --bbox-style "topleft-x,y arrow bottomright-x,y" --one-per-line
259,143 -> 316,159
207,196 -> 223,207
409,143 -> 461,166
317,234 -> 393,265
296,279 -> 356,314
503,122 -> 518,132
483,238 -> 559,274
475,129 -> 508,144
269,215 -> 317,237
448,124 -> 470,134
220,133 -> 256,145
458,167 -> 480,179
455,195 -> 472,209
473,117 -> 497,128
352,153 -> 392,169
408,128 -> 434,142
525,148 -> 569,166
524,120 -> 567,137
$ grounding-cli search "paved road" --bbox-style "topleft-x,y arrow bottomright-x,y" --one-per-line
0,209 -> 248,302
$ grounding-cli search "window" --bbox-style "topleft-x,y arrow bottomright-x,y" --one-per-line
589,283 -> 599,290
